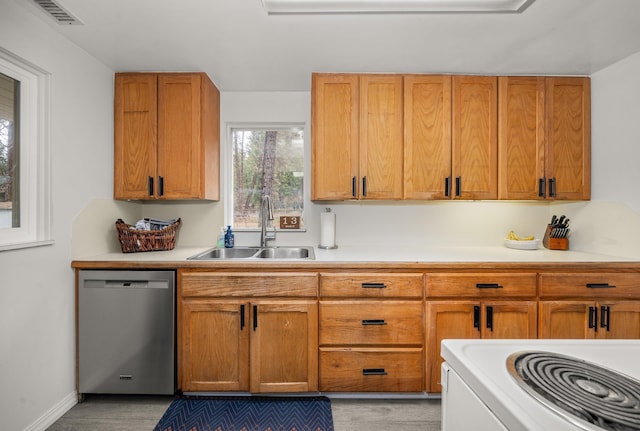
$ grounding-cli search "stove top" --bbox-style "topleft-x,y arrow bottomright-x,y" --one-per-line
441,339 -> 640,431
508,351 -> 640,430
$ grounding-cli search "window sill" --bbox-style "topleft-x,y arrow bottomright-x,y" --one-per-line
0,239 -> 55,252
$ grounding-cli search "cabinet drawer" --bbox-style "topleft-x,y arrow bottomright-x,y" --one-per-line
426,273 -> 537,298
180,271 -> 318,297
539,273 -> 640,299
319,348 -> 423,392
319,301 -> 423,345
320,273 -> 423,298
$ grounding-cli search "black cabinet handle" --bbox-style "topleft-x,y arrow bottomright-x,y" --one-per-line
600,306 -> 610,331
253,305 -> 258,331
549,177 -> 556,198
588,306 -> 597,330
240,304 -> 245,331
158,176 -> 164,196
486,306 -> 493,331
362,368 -> 387,376
445,177 -> 451,197
586,283 -> 616,289
361,283 -> 387,289
352,176 -> 357,197
362,176 -> 367,197
148,176 -> 154,196
455,176 -> 461,197
473,305 -> 480,330
362,319 -> 387,326
476,283 -> 503,289
538,178 -> 546,198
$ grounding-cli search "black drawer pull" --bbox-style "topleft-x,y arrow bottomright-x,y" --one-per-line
476,283 -> 503,289
473,305 -> 480,330
362,319 -> 387,326
588,306 -> 597,330
361,283 -> 387,289
600,305 -> 611,331
586,283 -> 616,289
363,368 -> 387,376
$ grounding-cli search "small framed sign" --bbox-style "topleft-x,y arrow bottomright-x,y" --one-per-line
279,216 -> 300,229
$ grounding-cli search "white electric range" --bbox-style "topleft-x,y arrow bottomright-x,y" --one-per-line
441,339 -> 640,430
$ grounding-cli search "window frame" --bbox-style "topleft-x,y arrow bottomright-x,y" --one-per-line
224,122 -> 306,232
0,47 -> 52,251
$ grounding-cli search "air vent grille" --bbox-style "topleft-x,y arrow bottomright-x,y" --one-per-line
31,0 -> 83,25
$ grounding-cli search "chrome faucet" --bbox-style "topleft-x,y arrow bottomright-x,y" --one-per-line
260,195 -> 276,247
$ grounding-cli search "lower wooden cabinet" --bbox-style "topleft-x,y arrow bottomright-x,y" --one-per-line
180,298 -> 317,393
539,301 -> 640,339
539,272 -> 640,339
178,270 -> 318,393
318,272 -> 425,392
173,267 -> 640,396
426,300 -> 537,392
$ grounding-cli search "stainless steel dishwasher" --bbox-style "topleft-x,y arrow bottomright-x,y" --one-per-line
78,270 -> 175,396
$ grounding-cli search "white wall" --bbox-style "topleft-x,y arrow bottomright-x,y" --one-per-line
552,50 -> 640,258
0,2 -> 114,430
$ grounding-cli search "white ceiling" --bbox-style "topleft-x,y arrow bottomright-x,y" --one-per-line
20,0 -> 640,91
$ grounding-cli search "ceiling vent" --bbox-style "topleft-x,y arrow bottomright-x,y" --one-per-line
31,0 -> 83,25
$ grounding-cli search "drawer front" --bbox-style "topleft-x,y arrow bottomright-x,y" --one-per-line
319,301 -> 423,345
426,273 -> 537,298
180,271 -> 318,297
540,273 -> 640,299
320,273 -> 423,298
319,348 -> 423,392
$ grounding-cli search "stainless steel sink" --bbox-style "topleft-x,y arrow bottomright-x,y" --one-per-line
254,247 -> 312,259
187,246 -> 315,260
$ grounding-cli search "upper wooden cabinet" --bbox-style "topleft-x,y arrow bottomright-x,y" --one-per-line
404,75 -> 452,199
313,73 -> 590,202
498,76 -> 590,200
451,76 -> 498,200
311,73 -> 403,200
405,75 -> 497,200
114,72 -> 220,200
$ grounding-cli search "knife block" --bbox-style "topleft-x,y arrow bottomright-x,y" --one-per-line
543,224 -> 569,250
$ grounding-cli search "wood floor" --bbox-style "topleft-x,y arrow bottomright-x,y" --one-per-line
46,395 -> 442,431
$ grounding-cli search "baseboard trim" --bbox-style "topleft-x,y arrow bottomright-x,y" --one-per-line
24,391 -> 77,431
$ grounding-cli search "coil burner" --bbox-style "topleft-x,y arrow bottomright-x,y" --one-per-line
507,351 -> 640,430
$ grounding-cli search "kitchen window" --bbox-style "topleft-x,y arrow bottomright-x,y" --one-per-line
0,48 -> 51,251
227,125 -> 305,230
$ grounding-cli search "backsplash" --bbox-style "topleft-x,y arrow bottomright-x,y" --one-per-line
73,198 -> 640,259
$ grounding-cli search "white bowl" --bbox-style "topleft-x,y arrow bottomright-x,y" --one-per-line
504,238 -> 540,250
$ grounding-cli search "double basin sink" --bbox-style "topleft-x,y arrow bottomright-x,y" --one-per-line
187,246 -> 315,260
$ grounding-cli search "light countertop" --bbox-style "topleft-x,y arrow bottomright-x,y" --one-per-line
71,244 -> 640,269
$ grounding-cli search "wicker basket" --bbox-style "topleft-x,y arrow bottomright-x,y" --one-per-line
116,218 -> 181,253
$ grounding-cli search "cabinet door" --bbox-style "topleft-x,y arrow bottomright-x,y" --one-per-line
482,301 -> 537,339
545,77 -> 591,200
114,73 -> 158,200
452,76 -> 498,200
359,75 -> 404,199
157,74 -> 204,199
539,301 -> 596,339
598,301 -> 640,339
426,302 -> 479,393
311,74 -> 359,200
404,75 -> 452,199
498,77 -> 546,200
179,299 -> 249,392
250,301 -> 318,393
